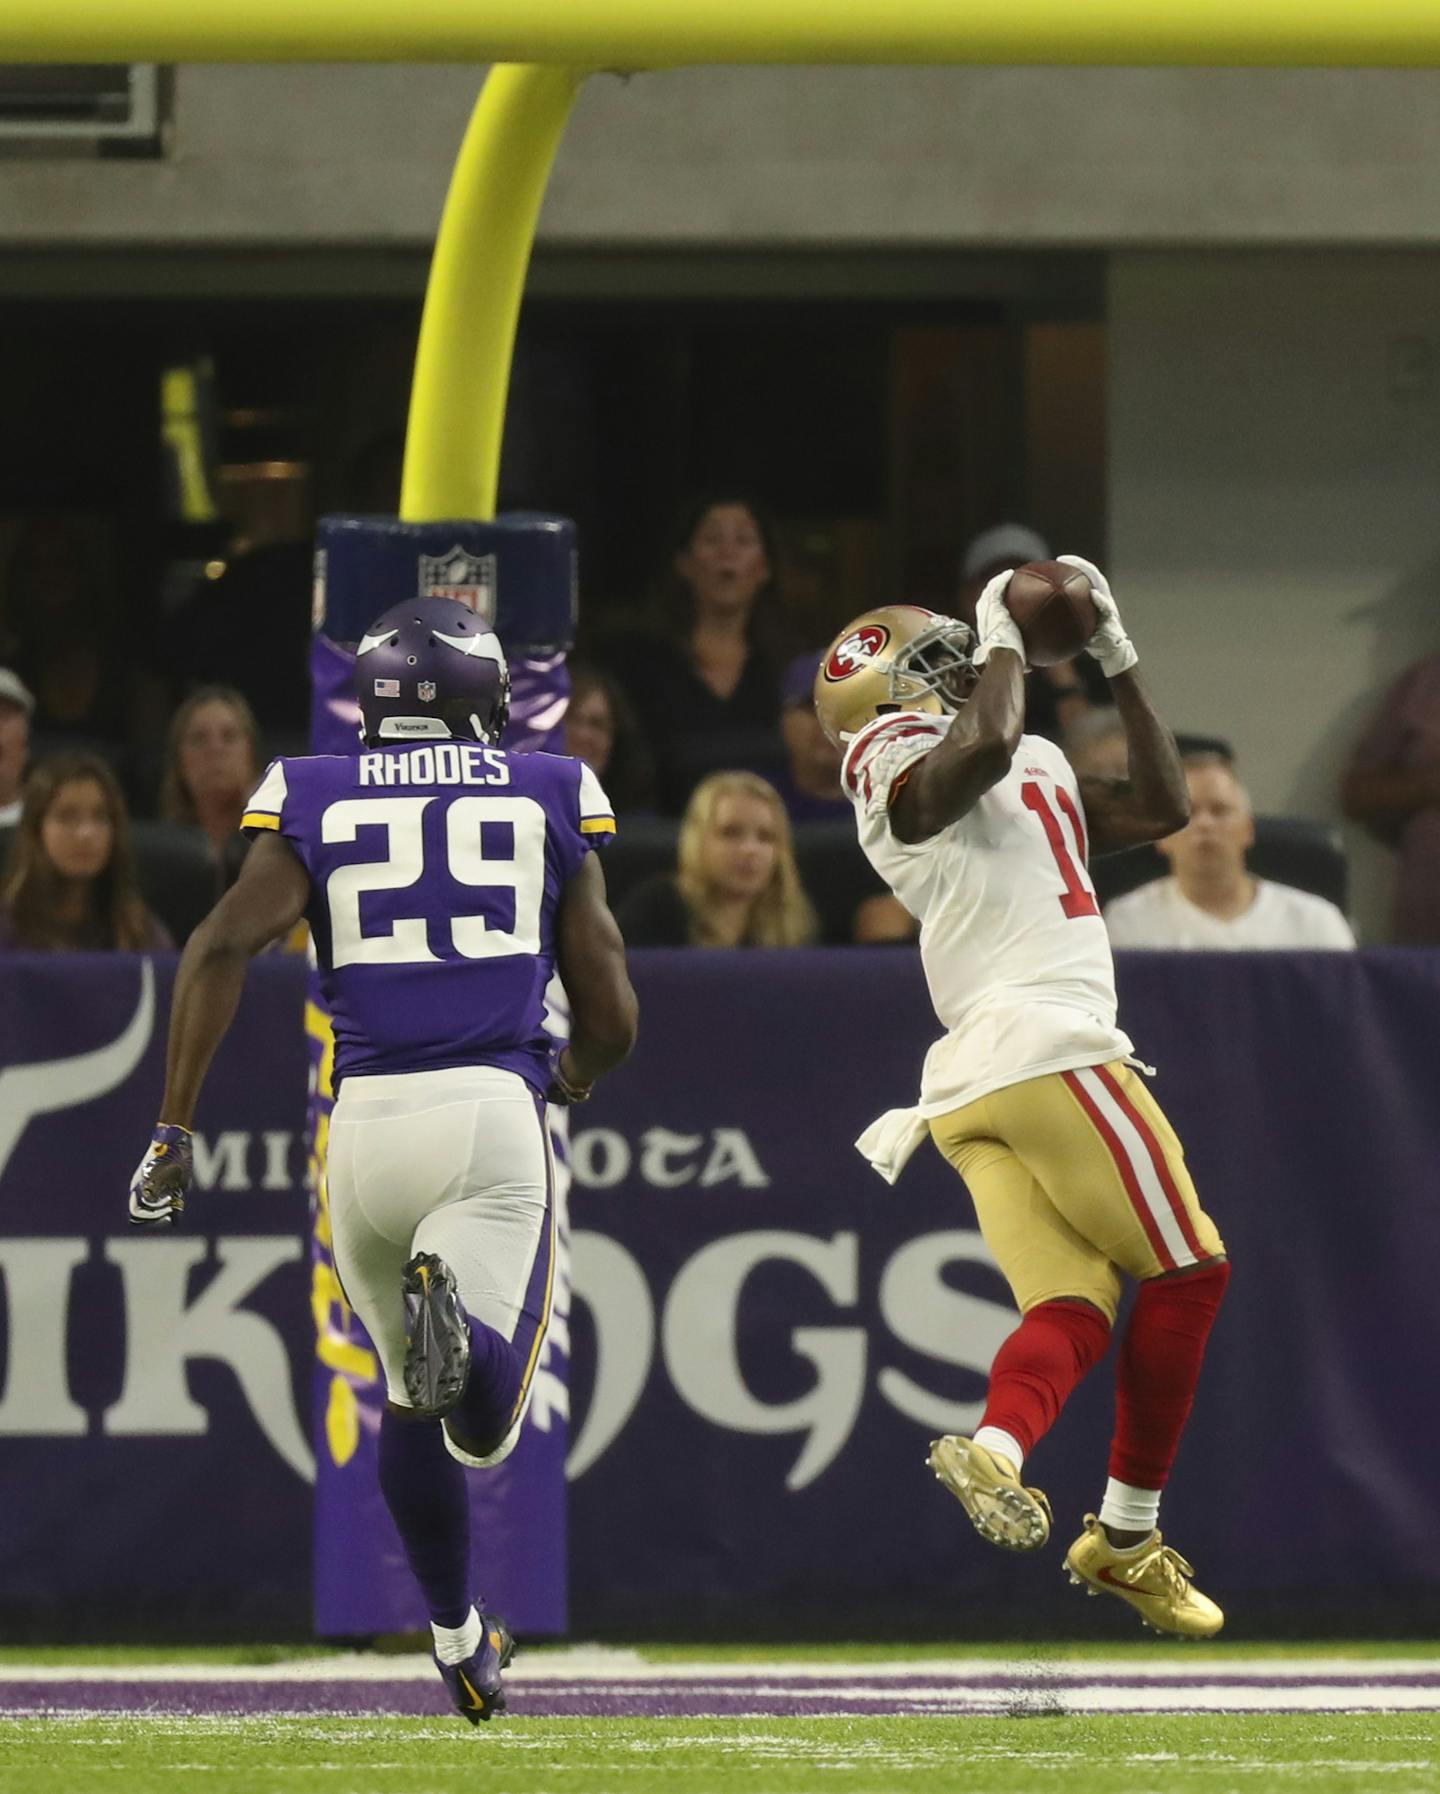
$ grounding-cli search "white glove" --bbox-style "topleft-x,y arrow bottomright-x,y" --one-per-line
128,1124 -> 193,1227
1058,553 -> 1137,679
971,569 -> 1026,668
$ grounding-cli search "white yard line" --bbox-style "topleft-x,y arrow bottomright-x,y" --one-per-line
0,1653 -> 1435,1684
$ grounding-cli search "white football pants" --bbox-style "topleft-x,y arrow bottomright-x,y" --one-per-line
326,1065 -> 555,1464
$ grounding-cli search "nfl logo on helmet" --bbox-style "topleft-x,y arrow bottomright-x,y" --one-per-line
417,680 -> 437,703
418,546 -> 497,622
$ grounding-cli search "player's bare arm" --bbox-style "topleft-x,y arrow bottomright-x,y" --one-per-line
554,851 -> 639,1095
889,647 -> 1026,844
1045,552 -> 1187,856
1077,668 -> 1189,856
161,832 -> 311,1127
127,831 -> 309,1227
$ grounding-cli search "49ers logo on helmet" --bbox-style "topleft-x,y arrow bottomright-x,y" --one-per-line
824,623 -> 890,682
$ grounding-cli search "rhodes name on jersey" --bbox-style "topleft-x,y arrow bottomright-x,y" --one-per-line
242,741 -> 615,1093
843,711 -> 1132,1115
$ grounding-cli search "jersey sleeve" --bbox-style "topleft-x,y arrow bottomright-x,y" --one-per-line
577,761 -> 617,849
841,715 -> 949,821
241,759 -> 289,837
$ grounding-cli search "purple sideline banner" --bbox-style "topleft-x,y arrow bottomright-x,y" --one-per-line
0,955 -> 312,1637
1,949 -> 1437,1636
566,949 -> 1440,1635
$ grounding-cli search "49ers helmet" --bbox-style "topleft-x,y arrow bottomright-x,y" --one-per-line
354,596 -> 510,747
813,606 -> 976,747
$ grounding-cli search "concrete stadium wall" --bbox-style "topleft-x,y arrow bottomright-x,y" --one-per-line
1109,251 -> 1440,943
4,65 -> 1440,247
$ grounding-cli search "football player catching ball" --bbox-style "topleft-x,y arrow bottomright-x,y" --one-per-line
817,558 -> 1230,1638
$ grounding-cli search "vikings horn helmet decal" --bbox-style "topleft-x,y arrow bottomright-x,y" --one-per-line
813,605 -> 978,746
354,596 -> 511,746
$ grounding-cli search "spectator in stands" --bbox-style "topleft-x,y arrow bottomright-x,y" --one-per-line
0,517 -> 131,743
959,523 -> 1109,744
160,686 -> 262,873
597,493 -> 792,813
563,663 -> 654,815
1104,753 -> 1355,949
1342,656 -> 1440,943
617,770 -> 817,947
0,668 -> 33,827
774,653 -> 850,823
0,753 -> 170,951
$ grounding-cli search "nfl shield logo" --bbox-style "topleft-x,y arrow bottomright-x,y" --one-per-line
417,680 -> 437,703
418,545 -> 497,622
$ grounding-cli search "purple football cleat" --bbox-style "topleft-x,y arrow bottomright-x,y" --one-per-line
435,1611 -> 515,1724
402,1252 -> 472,1419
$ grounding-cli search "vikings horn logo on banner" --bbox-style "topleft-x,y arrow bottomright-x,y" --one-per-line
418,546 -> 498,622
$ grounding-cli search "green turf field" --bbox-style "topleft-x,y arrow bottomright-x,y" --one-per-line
2,1712 -> 1437,1794
0,1645 -> 1434,1794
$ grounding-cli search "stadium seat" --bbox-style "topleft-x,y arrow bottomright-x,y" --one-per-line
1091,815 -> 1349,913
600,817 -> 680,911
130,821 -> 221,947
1251,816 -> 1350,912
792,820 -> 889,945
600,818 -> 886,944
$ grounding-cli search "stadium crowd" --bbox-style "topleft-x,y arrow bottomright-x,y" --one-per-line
0,498 -> 1393,953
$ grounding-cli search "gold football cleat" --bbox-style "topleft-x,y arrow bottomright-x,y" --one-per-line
926,1435 -> 1053,1552
1064,1514 -> 1224,1638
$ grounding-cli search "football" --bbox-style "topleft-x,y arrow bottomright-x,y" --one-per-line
1002,560 -> 1098,667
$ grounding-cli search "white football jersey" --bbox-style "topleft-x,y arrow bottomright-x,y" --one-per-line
843,711 -> 1133,1116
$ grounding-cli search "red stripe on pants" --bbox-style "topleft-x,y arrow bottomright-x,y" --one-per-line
1061,1069 -> 1176,1271
1093,1064 -> 1206,1263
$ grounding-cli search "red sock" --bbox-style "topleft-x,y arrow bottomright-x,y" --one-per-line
981,1299 -> 1112,1458
1110,1260 -> 1230,1489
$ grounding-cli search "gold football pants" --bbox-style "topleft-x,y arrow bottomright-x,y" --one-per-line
928,1060 -> 1225,1324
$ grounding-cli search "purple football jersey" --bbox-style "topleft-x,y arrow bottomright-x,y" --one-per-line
242,742 -> 615,1093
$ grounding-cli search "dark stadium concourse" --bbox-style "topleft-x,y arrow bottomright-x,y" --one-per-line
0,246 -> 1106,743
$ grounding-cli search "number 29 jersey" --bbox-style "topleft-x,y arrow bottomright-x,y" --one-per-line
241,742 -> 615,1094
842,713 -> 1133,1117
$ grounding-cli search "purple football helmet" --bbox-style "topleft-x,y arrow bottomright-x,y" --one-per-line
354,596 -> 511,747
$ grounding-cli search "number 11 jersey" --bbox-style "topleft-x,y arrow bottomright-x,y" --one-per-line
842,713 -> 1132,1116
241,742 -> 615,1094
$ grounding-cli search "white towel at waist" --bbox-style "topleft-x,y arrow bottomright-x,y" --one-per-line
854,1107 -> 930,1185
